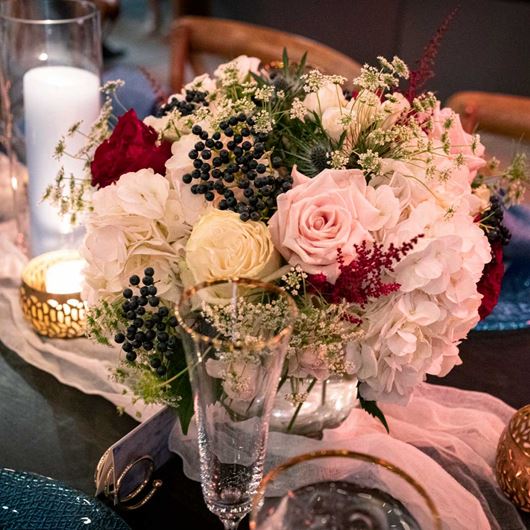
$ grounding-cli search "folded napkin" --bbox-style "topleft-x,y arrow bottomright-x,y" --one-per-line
504,205 -> 530,262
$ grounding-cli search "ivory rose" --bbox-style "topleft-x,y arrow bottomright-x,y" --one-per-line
321,106 -> 348,141
319,91 -> 383,146
350,91 -> 381,132
304,83 -> 352,142
303,82 -> 346,115
268,167 -> 395,282
214,55 -> 261,83
380,92 -> 410,130
185,210 -> 281,283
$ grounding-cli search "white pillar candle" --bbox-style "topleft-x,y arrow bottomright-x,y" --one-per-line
23,66 -> 100,256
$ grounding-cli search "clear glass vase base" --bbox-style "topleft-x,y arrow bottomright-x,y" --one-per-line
269,377 -> 359,438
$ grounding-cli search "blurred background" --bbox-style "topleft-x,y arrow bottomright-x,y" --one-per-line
103,0 -> 530,102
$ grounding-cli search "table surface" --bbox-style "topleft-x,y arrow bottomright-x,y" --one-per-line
1,329 -> 529,529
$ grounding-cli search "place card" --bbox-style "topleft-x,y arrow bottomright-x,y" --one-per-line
95,407 -> 177,506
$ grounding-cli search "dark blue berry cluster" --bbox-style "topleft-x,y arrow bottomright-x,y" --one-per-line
484,195 -> 511,246
155,89 -> 209,118
114,268 -> 181,376
181,113 -> 292,221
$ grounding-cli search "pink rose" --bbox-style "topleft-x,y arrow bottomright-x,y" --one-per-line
430,104 -> 486,179
269,167 -> 381,282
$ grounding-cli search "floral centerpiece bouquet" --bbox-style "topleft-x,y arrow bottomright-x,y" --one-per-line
48,51 -> 526,435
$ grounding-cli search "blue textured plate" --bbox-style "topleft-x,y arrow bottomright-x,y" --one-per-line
475,262 -> 530,331
0,468 -> 130,530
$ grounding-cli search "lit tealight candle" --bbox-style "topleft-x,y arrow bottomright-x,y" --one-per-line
45,258 -> 85,295
20,250 -> 87,338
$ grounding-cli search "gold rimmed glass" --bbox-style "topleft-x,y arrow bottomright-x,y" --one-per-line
250,449 -> 442,530
177,278 -> 298,530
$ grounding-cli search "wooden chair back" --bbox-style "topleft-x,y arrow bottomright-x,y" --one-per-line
446,91 -> 530,139
169,16 -> 361,92
447,92 -> 530,205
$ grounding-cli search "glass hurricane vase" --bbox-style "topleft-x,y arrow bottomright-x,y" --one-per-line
177,278 -> 298,530
269,375 -> 359,437
0,0 -> 101,255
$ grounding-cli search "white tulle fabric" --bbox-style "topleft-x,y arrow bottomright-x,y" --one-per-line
169,383 -> 526,530
0,224 -> 525,528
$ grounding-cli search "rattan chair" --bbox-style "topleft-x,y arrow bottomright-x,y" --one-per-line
169,16 -> 361,92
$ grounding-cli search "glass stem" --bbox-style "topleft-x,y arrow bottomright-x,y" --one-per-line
221,518 -> 240,530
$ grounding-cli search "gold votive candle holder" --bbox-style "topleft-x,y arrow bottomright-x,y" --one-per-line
19,250 -> 87,338
496,404 -> 530,511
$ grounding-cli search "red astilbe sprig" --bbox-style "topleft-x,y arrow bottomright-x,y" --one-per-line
307,235 -> 424,309
403,6 -> 460,102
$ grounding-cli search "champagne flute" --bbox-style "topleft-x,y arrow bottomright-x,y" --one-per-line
177,278 -> 298,530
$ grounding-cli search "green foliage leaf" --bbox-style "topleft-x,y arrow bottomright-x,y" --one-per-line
282,48 -> 289,70
172,374 -> 194,435
296,52 -> 308,76
359,395 -> 390,433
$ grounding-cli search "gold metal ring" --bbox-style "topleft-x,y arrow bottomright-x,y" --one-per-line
97,454 -> 163,510
120,479 -> 163,510
94,448 -> 111,488
114,455 -> 155,505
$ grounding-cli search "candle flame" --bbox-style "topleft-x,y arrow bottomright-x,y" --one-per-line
45,259 -> 84,294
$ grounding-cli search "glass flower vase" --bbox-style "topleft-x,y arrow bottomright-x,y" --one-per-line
269,375 -> 359,437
